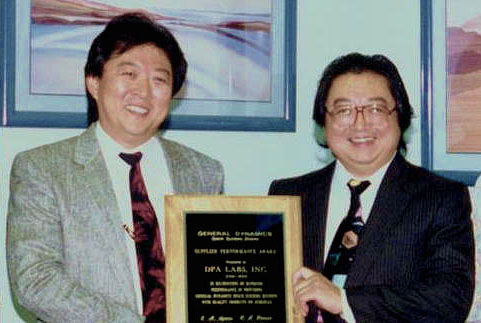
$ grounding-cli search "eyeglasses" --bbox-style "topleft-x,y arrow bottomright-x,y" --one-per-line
325,103 -> 397,127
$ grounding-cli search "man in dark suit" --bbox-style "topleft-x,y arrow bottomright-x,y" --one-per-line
7,13 -> 223,323
269,53 -> 474,322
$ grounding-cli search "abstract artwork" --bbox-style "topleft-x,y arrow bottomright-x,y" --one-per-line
420,0 -> 481,185
1,0 -> 295,130
31,0 -> 272,102
446,0 -> 481,152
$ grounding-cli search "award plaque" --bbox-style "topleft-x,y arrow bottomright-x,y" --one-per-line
164,195 -> 303,323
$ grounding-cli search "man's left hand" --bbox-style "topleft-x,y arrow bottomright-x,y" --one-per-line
292,267 -> 342,316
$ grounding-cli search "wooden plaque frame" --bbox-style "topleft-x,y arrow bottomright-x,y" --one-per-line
164,195 -> 303,323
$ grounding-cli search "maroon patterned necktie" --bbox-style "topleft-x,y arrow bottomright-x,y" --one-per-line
119,152 -> 166,323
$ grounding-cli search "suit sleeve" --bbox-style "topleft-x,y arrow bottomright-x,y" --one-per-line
268,179 -> 288,195
347,185 -> 475,323
209,158 -> 224,194
6,153 -> 145,323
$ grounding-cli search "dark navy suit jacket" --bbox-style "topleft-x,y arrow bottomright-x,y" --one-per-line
269,153 -> 474,323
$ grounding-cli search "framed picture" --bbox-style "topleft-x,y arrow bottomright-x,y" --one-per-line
421,0 -> 481,185
164,195 -> 303,322
1,0 -> 296,132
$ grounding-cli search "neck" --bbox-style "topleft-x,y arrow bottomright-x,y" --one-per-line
97,122 -> 154,150
342,153 -> 397,179
346,168 -> 376,179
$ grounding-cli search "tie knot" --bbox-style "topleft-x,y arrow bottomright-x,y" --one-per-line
347,179 -> 370,196
119,152 -> 143,166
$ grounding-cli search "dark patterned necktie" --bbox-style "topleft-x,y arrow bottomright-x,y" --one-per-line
119,152 -> 166,323
323,179 -> 371,287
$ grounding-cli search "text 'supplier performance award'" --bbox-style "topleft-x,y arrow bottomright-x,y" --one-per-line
165,196 -> 303,323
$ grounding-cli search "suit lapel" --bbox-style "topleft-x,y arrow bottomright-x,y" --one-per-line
346,154 -> 415,286
158,136 -> 202,193
305,163 -> 335,271
73,124 -> 137,300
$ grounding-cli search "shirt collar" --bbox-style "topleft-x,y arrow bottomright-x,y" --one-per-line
96,122 -> 158,158
334,153 -> 396,190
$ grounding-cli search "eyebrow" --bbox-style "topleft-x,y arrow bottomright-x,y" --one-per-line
116,61 -> 172,76
331,97 -> 389,105
155,68 -> 172,77
116,61 -> 136,69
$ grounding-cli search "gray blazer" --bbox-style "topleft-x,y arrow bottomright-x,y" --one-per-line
6,124 -> 224,323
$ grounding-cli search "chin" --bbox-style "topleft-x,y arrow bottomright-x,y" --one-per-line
349,150 -> 378,161
347,154 -> 380,166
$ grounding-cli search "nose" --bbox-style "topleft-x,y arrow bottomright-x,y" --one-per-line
351,107 -> 368,129
132,76 -> 151,99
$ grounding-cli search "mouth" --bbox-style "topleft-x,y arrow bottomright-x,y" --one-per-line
349,136 -> 375,144
125,105 -> 148,115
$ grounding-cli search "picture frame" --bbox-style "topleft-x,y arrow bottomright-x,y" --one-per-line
164,195 -> 303,322
1,1 -> 296,132
421,0 -> 481,185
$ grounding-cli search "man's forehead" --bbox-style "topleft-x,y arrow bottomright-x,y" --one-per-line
328,71 -> 392,97
110,43 -> 167,59
106,44 -> 171,68
332,70 -> 388,84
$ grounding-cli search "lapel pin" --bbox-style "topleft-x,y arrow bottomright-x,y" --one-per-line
122,224 -> 136,240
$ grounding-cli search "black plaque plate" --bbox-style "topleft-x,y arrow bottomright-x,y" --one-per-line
185,212 -> 285,322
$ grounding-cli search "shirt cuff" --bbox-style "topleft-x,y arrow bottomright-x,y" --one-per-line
340,289 -> 356,322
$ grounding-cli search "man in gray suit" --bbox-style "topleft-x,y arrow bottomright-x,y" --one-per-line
7,13 -> 223,322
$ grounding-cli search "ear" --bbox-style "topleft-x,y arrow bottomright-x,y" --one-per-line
85,75 -> 100,101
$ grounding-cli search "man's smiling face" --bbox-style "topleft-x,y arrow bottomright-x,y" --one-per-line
324,71 -> 401,177
86,43 -> 173,148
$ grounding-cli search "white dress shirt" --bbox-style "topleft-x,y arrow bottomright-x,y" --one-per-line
96,124 -> 173,314
326,156 -> 394,322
